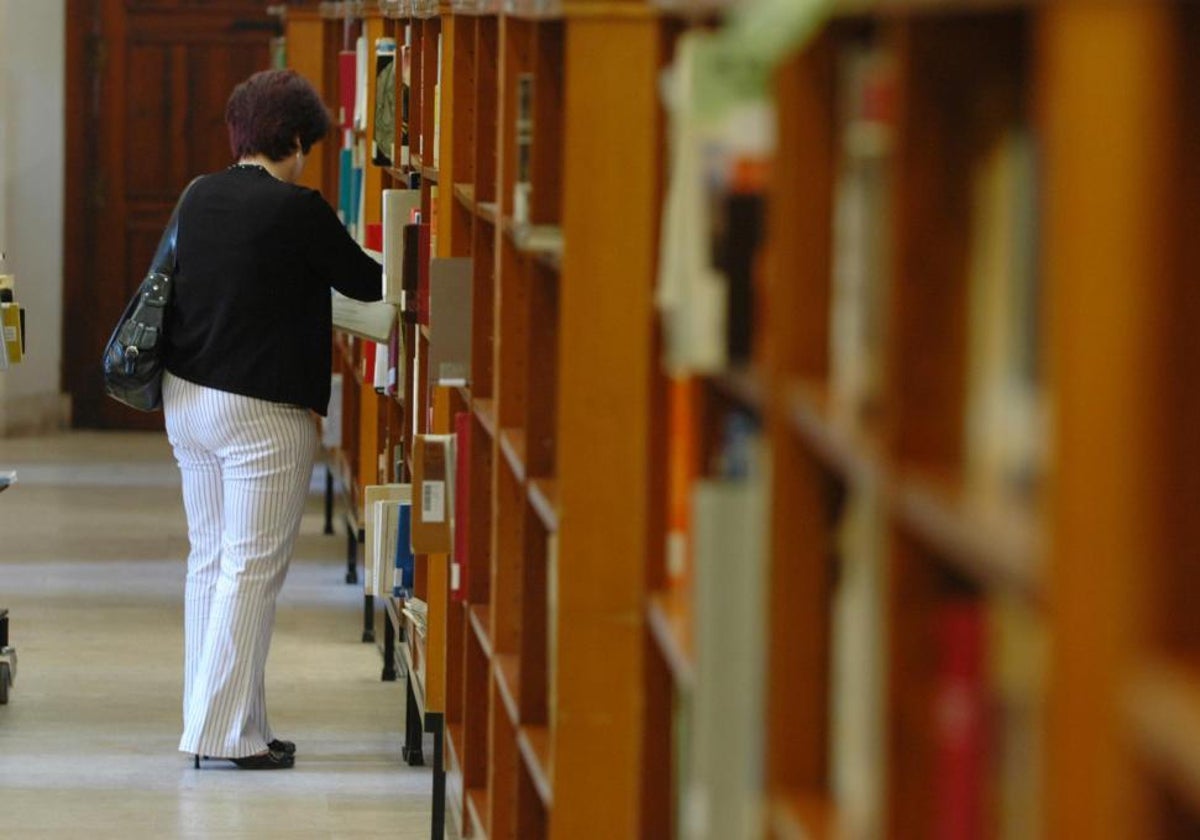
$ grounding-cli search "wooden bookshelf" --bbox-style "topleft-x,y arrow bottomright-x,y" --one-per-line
285,1 -> 1200,838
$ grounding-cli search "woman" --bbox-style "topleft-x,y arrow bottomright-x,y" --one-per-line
162,69 -> 382,769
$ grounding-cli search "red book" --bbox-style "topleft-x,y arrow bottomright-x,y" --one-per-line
452,411 -> 471,601
338,50 -> 356,131
418,222 -> 431,326
365,222 -> 383,252
933,598 -> 987,840
362,340 -> 378,384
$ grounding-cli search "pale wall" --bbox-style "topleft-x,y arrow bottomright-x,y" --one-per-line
0,0 -> 69,435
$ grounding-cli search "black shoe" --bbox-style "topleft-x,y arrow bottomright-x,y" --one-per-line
194,739 -> 294,766
228,750 -> 294,770
267,739 -> 296,755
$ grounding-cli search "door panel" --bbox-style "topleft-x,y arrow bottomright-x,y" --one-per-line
64,0 -> 272,428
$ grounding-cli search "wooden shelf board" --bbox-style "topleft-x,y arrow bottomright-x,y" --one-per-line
473,398 -> 498,440
528,478 -> 560,533
446,721 -> 466,777
379,1 -> 407,19
535,249 -> 562,274
517,725 -> 553,807
493,653 -> 522,729
330,450 -> 363,535
422,164 -> 440,184
465,787 -> 491,840
445,763 -> 466,840
502,216 -> 565,261
647,589 -> 695,690
1127,659 -> 1200,814
476,201 -> 499,226
408,0 -> 443,19
708,366 -> 766,416
648,0 -> 741,18
892,468 -> 1044,601
420,324 -> 432,343
785,378 -> 882,487
770,792 -> 841,840
503,0 -> 564,19
453,182 -> 476,212
410,151 -> 424,171
499,427 -> 528,484
561,0 -> 659,19
831,0 -> 1033,18
469,604 -> 494,659
453,0 -> 501,14
318,1 -> 359,20
399,631 -> 427,725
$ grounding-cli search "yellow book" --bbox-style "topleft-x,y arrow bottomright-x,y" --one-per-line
1,303 -> 24,365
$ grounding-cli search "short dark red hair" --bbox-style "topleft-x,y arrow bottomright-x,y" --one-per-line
225,69 -> 332,161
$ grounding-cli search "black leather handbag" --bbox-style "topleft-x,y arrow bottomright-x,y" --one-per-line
102,177 -> 200,412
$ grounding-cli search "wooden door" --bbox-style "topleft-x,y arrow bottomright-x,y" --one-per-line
64,0 -> 274,429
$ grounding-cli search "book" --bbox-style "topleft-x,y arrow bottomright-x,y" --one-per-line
987,595 -> 1047,840
514,73 -> 534,227
382,189 -> 421,304
933,596 -> 987,840
428,257 -> 473,386
270,36 -> 286,71
363,483 -> 412,598
1,302 -> 25,365
656,31 -> 774,374
402,596 -> 428,636
373,341 -> 389,392
393,503 -> 415,599
681,468 -> 770,840
400,39 -> 412,167
417,222 -> 432,326
372,37 -> 397,167
338,50 -> 357,131
430,186 -> 439,259
829,481 -> 887,839
411,433 -> 455,554
386,319 -> 405,398
666,376 -> 698,589
401,222 -> 421,325
331,292 -> 397,343
963,123 -> 1043,511
451,411 -> 471,601
829,42 -> 896,423
322,372 -> 344,449
362,341 -> 378,388
354,36 -> 369,135
338,146 -> 354,226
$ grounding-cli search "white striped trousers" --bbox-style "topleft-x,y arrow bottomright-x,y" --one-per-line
163,372 -> 317,759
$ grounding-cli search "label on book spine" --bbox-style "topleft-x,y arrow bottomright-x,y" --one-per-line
422,481 -> 446,523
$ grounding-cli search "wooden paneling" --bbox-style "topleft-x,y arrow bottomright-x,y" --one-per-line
65,0 -> 269,428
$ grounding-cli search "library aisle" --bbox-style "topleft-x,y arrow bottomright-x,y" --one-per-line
0,431 -> 438,838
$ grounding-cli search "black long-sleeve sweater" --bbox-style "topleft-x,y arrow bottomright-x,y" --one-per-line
165,164 -> 382,415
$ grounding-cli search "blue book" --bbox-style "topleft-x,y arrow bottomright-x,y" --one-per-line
338,147 -> 354,227
393,502 -> 414,599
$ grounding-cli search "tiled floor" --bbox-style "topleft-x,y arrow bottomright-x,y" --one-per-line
0,431 -> 436,838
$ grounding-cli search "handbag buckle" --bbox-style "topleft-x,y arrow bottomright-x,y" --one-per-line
122,345 -> 139,375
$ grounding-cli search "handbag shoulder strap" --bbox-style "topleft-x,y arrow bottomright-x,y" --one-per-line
148,175 -> 203,276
